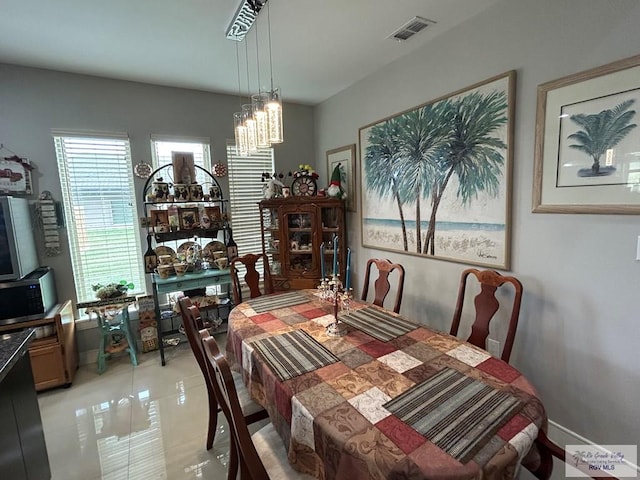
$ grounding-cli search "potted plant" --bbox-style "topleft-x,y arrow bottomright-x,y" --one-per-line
92,280 -> 135,300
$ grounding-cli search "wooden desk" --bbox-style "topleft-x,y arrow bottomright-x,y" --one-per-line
0,300 -> 78,391
227,289 -> 546,480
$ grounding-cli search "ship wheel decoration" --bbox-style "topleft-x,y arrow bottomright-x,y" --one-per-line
291,175 -> 318,196
213,162 -> 227,177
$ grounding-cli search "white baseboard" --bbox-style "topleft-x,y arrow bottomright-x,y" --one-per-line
519,421 -> 639,479
79,348 -> 98,366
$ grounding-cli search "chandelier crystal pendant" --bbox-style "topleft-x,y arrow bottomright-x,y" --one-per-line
265,2 -> 283,144
266,87 -> 283,144
252,92 -> 270,148
242,104 -> 258,152
234,111 -> 249,156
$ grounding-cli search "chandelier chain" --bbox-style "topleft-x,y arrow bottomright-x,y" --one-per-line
267,1 -> 274,91
244,39 -> 251,103
235,42 -> 243,110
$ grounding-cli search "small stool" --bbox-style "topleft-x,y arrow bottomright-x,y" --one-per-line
81,298 -> 138,374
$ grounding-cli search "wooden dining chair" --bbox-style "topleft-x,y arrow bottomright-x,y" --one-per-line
525,430 -> 619,480
361,258 -> 405,313
177,297 -> 268,452
201,335 -> 315,480
449,268 -> 523,363
230,253 -> 274,304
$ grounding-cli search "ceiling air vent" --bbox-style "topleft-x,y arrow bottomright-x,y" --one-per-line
389,16 -> 436,42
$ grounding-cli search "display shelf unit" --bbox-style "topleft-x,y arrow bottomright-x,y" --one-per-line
152,268 -> 233,365
158,299 -> 231,341
259,197 -> 346,290
0,300 -> 78,391
142,164 -> 235,365
141,164 -> 231,266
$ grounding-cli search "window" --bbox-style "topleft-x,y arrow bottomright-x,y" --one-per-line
150,136 -> 211,185
226,142 -> 274,256
54,132 -> 144,303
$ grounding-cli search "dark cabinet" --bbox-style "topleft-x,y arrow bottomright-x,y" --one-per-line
259,197 -> 346,290
0,333 -> 50,480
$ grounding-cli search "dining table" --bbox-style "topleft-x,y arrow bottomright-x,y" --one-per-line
226,289 -> 547,480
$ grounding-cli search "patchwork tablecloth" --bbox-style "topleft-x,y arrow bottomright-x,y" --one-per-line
226,289 -> 546,480
246,290 -> 310,313
338,306 -> 418,342
250,330 -> 339,381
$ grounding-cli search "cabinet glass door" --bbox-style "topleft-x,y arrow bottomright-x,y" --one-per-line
320,205 -> 343,279
260,206 -> 282,276
284,211 -> 314,275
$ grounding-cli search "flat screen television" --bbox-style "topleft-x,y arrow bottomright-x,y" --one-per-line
0,196 -> 39,281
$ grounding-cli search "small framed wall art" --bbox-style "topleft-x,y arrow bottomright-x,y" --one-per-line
533,54 -> 640,214
0,155 -> 34,195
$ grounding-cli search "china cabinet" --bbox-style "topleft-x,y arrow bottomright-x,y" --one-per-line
259,197 -> 346,290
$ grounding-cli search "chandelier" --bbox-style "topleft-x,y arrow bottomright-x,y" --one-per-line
228,0 -> 283,156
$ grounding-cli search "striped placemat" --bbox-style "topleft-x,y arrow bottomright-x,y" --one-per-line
250,330 -> 339,381
338,307 -> 418,342
384,368 -> 523,463
246,291 -> 309,313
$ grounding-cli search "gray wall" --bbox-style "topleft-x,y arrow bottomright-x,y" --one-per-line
315,0 -> 640,445
0,64 -> 314,306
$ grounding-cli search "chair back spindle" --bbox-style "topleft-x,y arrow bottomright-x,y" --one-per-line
450,268 -> 523,363
361,258 -> 405,313
230,253 -> 274,304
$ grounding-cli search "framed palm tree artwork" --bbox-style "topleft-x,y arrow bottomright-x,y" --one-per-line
533,54 -> 640,214
359,71 -> 515,270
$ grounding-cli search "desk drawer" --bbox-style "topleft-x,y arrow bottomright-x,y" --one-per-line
155,274 -> 232,294
29,343 -> 66,391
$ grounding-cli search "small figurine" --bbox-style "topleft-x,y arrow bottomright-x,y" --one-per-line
327,164 -> 347,200
262,177 -> 284,199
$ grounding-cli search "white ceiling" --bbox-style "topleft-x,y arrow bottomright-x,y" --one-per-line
0,0 -> 500,105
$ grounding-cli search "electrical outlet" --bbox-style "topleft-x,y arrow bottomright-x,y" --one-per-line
636,236 -> 640,260
487,338 -> 500,357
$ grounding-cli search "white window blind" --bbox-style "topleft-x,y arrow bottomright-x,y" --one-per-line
54,133 -> 145,303
226,142 -> 274,256
150,136 -> 211,185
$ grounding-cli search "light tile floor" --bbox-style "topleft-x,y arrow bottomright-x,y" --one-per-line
37,334 -> 563,480
38,335 -> 234,480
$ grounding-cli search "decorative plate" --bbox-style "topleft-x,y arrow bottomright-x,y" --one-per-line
291,176 -> 318,196
213,163 -> 228,177
203,241 -> 226,260
154,245 -> 176,260
134,162 -> 153,179
177,241 -> 199,255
